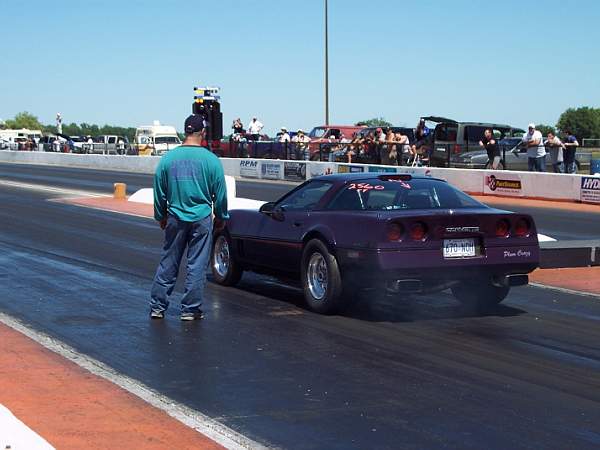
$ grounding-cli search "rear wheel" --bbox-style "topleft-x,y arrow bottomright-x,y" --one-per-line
211,233 -> 242,286
451,278 -> 509,313
301,239 -> 344,314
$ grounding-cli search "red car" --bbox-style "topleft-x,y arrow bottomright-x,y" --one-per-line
307,125 -> 365,160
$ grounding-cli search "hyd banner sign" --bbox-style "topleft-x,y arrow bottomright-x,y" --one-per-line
580,176 -> 600,204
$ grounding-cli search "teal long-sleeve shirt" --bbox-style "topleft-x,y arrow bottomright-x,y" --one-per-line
153,145 -> 229,222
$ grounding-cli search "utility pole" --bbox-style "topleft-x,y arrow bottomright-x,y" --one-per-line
324,0 -> 329,125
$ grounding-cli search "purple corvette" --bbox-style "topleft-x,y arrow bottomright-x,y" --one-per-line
211,173 -> 540,314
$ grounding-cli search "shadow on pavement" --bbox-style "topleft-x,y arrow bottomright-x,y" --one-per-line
222,274 -> 527,324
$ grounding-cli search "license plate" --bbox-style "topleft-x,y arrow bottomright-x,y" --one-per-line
443,238 -> 476,258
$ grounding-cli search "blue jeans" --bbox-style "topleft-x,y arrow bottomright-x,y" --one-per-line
552,162 -> 564,173
563,148 -> 577,174
528,155 -> 546,172
150,215 -> 212,314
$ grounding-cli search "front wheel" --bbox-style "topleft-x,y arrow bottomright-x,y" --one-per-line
451,278 -> 509,313
301,239 -> 344,314
211,233 -> 242,286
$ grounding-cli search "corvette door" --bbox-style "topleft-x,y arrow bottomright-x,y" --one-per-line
245,180 -> 334,272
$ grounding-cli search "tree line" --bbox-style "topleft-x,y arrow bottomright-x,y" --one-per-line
1,112 -> 137,141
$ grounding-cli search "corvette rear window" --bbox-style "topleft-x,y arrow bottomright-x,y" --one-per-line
328,179 -> 483,210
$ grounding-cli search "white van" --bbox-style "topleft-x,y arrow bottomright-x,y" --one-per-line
0,129 -> 42,149
134,121 -> 181,156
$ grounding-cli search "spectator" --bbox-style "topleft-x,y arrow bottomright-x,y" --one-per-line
87,136 -> 94,153
380,128 -> 397,166
247,117 -> 263,141
326,133 -> 341,162
522,123 -> 546,172
544,132 -> 565,173
563,129 -> 579,174
395,131 -> 410,165
362,131 -> 377,162
345,133 -> 362,163
479,128 -> 501,170
232,118 -> 244,135
117,137 -> 125,155
52,137 -> 61,152
278,127 -> 291,143
292,129 -> 311,160
411,119 -> 431,164
370,128 -> 384,164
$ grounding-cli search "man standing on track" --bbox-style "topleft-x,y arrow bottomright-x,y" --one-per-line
150,114 -> 229,321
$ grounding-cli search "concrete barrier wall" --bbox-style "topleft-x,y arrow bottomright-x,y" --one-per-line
0,151 -> 161,174
1,151 -> 599,204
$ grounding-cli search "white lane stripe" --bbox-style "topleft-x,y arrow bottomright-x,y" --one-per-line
530,282 -> 600,300
0,312 -> 266,450
0,404 -> 55,449
0,179 -> 107,197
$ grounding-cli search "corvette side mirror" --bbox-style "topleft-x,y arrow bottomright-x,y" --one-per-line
259,202 -> 276,214
260,202 -> 285,221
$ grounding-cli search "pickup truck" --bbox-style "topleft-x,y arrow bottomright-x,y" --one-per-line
89,135 -> 130,155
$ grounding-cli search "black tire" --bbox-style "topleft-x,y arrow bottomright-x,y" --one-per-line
301,239 -> 345,314
211,232 -> 242,286
451,278 -> 510,313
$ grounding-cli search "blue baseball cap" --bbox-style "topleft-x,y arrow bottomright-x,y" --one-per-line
184,114 -> 206,134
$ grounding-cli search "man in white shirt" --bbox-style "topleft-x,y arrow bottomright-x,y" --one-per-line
247,117 -> 263,141
292,129 -> 311,160
278,127 -> 291,143
544,132 -> 565,173
522,123 -> 546,172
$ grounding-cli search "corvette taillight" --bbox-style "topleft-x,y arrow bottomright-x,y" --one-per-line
495,219 -> 510,237
387,223 -> 404,242
515,218 -> 531,237
410,222 -> 428,241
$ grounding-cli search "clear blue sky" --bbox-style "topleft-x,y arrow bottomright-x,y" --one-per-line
1,0 -> 599,135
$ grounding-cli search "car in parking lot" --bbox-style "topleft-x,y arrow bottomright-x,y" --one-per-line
423,116 -> 525,167
454,137 -> 587,171
211,173 -> 539,314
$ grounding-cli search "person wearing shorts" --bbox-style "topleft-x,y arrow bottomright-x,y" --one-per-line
480,128 -> 501,170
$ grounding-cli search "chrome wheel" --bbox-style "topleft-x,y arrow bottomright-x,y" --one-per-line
307,252 -> 328,300
213,235 -> 230,277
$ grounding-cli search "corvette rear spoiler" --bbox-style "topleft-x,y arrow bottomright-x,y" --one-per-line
377,174 -> 412,181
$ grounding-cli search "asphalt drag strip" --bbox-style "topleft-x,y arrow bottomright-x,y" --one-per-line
1,179 -> 600,449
